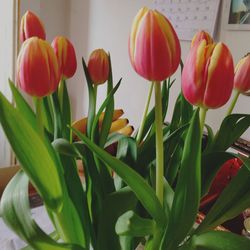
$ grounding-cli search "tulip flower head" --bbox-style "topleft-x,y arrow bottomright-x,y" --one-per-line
182,39 -> 234,109
20,11 -> 46,43
87,49 -> 110,85
51,36 -> 77,80
16,37 -> 61,97
129,7 -> 181,82
191,30 -> 213,48
234,53 -> 250,94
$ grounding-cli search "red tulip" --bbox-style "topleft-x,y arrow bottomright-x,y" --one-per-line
51,36 -> 77,79
129,7 -> 181,81
234,53 -> 250,93
191,30 -> 213,48
16,37 -> 60,97
87,49 -> 109,85
20,11 -> 46,43
182,40 -> 234,109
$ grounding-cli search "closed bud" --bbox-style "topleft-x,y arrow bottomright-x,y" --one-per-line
129,7 -> 181,81
51,36 -> 77,80
182,40 -> 234,109
87,49 -> 109,85
234,53 -> 250,94
17,37 -> 60,97
20,11 -> 46,43
191,30 -> 213,48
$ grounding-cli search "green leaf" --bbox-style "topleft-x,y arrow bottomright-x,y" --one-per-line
104,132 -> 127,148
203,124 -> 214,153
42,96 -> 54,135
58,80 -> 72,141
196,159 -> 250,234
183,231 -> 250,250
201,152 -> 234,197
9,80 -> 37,130
212,114 -> 250,152
0,171 -> 84,250
91,79 -> 122,142
99,54 -> 115,147
82,57 -> 95,137
71,128 -> 166,226
97,187 -> 138,250
115,137 -> 137,190
116,210 -> 155,237
51,91 -> 63,139
53,138 -> 81,158
0,92 -> 64,211
162,109 -> 202,250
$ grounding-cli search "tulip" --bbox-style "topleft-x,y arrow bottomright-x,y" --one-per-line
20,11 -> 46,43
87,49 -> 109,85
182,40 -> 234,109
191,30 -> 213,48
129,7 -> 181,81
51,36 -> 77,79
234,53 -> 250,93
16,37 -> 60,97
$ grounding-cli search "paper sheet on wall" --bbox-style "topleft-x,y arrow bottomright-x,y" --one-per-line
153,0 -> 221,41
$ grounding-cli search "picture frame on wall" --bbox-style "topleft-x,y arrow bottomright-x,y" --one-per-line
225,0 -> 250,30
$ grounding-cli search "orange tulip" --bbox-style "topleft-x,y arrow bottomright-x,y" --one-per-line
234,53 -> 250,93
129,7 -> 181,81
16,37 -> 60,97
191,30 -> 213,48
182,40 -> 234,109
20,11 -> 46,43
51,36 -> 77,80
87,49 -> 109,85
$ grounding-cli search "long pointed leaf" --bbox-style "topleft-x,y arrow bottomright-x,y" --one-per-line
162,109 -> 201,250
0,92 -> 64,211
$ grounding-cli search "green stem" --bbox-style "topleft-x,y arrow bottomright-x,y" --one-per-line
35,97 -> 44,140
136,82 -> 154,144
226,90 -> 240,116
199,107 -> 207,134
58,79 -> 64,111
155,82 -> 164,205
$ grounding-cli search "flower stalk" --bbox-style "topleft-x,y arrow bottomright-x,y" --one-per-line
155,82 -> 164,205
35,97 -> 44,140
199,107 -> 207,133
136,82 -> 154,144
226,90 -> 240,116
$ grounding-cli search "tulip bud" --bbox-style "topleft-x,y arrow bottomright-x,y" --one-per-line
20,11 -> 46,43
51,36 -> 77,80
16,37 -> 60,97
87,49 -> 109,85
234,53 -> 250,94
191,30 -> 213,48
129,7 -> 181,81
182,40 -> 234,109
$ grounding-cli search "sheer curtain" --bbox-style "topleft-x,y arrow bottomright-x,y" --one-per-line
0,0 -> 18,167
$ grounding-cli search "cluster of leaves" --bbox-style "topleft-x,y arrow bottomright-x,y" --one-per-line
0,58 -> 250,250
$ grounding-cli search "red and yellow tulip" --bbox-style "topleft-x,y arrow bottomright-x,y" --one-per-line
87,49 -> 109,85
182,38 -> 234,109
16,37 -> 60,97
234,53 -> 250,94
129,7 -> 181,81
20,11 -> 46,43
51,36 -> 77,80
191,30 -> 213,48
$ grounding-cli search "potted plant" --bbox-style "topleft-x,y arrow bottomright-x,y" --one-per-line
0,7 -> 250,250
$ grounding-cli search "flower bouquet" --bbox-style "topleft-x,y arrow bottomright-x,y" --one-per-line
1,7 -> 250,250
